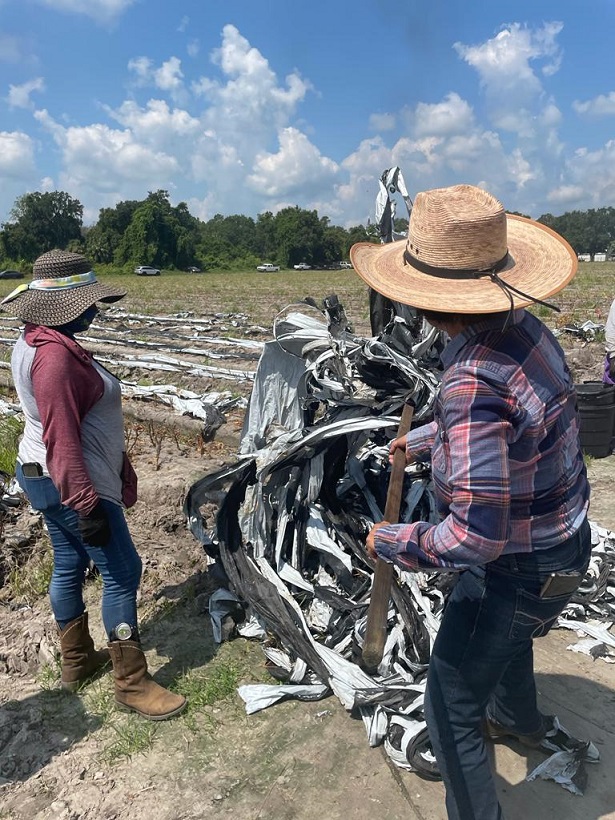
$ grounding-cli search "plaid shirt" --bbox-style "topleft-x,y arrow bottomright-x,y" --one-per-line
375,310 -> 590,571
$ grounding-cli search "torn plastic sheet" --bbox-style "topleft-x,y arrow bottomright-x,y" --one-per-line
208,588 -> 246,644
566,638 -> 615,661
553,320 -> 605,342
237,683 -> 330,715
96,353 -> 255,382
558,618 -> 615,654
119,383 -> 247,424
526,747 -> 589,795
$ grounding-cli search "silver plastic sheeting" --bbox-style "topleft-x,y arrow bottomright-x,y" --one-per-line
185,295 -> 614,783
185,297 -> 452,777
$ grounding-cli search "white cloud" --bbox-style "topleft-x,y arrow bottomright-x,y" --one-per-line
247,127 -> 338,198
36,0 -> 135,23
412,92 -> 475,138
107,99 -> 201,145
187,40 -> 200,59
454,23 -> 563,138
127,56 -> 152,84
154,57 -> 184,93
128,56 -> 187,102
33,109 -> 179,220
0,131 -> 37,179
7,77 -> 45,109
177,15 -> 189,33
194,24 -> 312,137
573,92 -> 615,117
369,112 -> 396,132
547,184 -> 585,206
546,141 -> 615,210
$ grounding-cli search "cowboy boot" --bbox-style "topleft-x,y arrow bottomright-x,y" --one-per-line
58,612 -> 111,691
107,640 -> 187,721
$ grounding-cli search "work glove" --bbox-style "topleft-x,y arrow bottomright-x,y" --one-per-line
78,502 -> 111,547
609,356 -> 615,379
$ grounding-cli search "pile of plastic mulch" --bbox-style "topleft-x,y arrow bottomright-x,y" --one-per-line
185,296 -> 613,789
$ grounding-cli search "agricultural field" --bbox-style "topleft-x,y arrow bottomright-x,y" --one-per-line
0,261 -> 614,819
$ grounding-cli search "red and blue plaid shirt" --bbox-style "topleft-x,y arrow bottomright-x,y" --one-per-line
375,310 -> 590,571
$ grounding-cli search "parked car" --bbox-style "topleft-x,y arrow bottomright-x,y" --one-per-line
256,263 -> 281,272
0,269 -> 24,279
338,261 -> 353,269
293,262 -> 311,271
186,266 -> 202,273
134,265 -> 161,276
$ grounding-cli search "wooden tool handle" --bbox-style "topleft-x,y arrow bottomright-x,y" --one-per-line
362,402 -> 414,673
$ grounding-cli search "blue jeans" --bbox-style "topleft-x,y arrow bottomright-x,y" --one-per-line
17,464 -> 142,639
424,518 -> 592,820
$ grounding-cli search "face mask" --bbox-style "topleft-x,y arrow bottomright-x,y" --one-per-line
57,305 -> 99,337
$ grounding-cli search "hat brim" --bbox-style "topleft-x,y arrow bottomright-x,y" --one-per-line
0,281 -> 126,326
350,215 -> 578,313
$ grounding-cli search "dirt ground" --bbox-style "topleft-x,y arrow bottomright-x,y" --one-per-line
1,325 -> 614,820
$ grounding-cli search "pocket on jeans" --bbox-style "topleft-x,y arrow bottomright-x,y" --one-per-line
509,588 -> 571,640
19,473 -> 62,514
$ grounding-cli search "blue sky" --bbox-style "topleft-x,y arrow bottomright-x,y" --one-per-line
1,0 -> 615,228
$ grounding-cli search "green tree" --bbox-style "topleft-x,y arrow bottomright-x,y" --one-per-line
86,199 -> 141,263
273,206 -> 325,267
115,191 -> 199,269
1,191 -> 83,261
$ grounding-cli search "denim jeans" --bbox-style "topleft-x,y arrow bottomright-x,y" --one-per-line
17,463 -> 142,639
424,518 -> 592,820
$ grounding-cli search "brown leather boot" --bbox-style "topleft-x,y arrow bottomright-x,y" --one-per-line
58,612 -> 111,691
107,640 -> 187,720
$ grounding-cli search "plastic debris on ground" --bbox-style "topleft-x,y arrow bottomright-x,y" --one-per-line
185,294 -> 613,783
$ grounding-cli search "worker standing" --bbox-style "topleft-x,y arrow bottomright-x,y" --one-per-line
2,250 -> 186,720
352,185 -> 597,819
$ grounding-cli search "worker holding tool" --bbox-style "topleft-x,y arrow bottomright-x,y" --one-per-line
351,184 -> 595,820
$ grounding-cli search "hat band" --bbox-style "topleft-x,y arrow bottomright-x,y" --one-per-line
30,270 -> 97,291
1,270 -> 97,305
403,248 -> 510,279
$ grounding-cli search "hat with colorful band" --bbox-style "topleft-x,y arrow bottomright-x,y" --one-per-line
0,249 -> 126,326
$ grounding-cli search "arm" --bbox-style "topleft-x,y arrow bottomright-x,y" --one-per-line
389,421 -> 437,463
374,369 -> 512,570
31,343 -> 104,514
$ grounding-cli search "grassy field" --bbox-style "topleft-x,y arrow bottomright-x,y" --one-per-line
0,262 -> 612,336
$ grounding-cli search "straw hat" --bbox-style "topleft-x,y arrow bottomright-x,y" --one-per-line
350,184 -> 577,314
0,249 -> 126,326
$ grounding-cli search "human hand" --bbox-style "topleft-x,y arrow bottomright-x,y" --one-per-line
78,502 -> 111,547
389,434 -> 413,465
366,520 -> 391,560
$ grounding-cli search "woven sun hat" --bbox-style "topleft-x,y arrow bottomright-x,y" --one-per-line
0,249 -> 126,326
350,184 -> 578,314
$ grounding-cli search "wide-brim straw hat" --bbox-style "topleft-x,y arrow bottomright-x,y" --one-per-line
0,249 -> 125,326
350,184 -> 578,314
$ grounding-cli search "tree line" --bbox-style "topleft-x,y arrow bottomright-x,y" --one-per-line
1,189 -> 614,271
0,189 -> 374,271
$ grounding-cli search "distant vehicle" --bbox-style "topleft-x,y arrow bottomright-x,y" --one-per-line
186,266 -> 202,273
134,265 -> 161,276
293,262 -> 311,270
0,269 -> 24,279
338,261 -> 353,269
256,263 -> 280,272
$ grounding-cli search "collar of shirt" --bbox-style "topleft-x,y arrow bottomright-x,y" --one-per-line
440,309 -> 527,369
